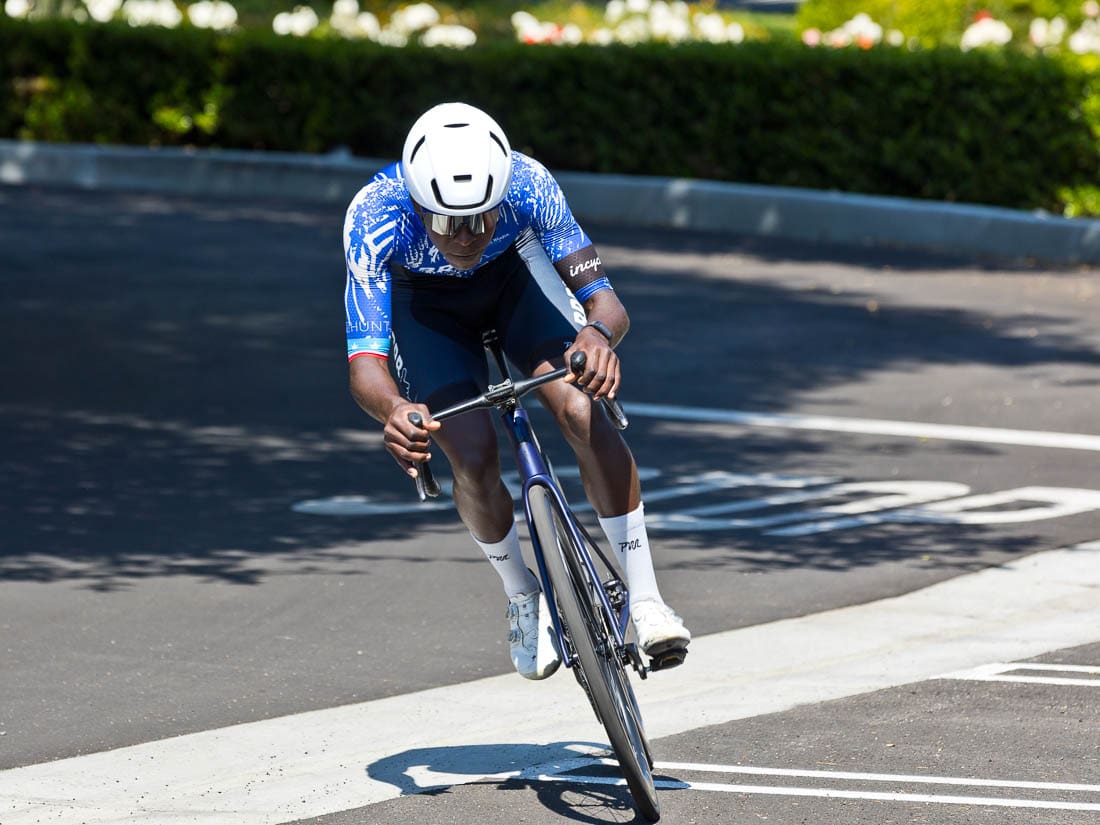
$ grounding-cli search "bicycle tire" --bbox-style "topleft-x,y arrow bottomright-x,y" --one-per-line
528,485 -> 661,822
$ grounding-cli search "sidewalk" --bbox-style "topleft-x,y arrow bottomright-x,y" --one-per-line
3,138 -> 1099,266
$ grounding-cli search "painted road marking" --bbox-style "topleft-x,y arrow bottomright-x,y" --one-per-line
626,402 -> 1100,452
3,542 -> 1100,824
526,768 -> 1100,812
295,470 -> 1100,537
943,662 -> 1100,687
652,762 -> 1100,793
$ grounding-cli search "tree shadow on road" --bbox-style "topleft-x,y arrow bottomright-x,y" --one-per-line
2,187 -> 1098,586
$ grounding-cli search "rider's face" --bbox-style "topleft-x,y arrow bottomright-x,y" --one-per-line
420,207 -> 499,271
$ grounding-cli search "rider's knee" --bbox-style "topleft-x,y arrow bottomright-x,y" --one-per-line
555,390 -> 595,447
443,429 -> 501,489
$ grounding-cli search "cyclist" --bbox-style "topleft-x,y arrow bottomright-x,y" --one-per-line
344,102 -> 690,680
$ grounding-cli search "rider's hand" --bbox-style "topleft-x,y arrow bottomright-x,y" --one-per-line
383,402 -> 441,478
563,326 -> 621,400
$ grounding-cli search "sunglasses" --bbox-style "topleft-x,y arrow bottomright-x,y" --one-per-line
422,208 -> 496,238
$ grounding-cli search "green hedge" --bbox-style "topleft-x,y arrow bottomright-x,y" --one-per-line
3,18 -> 1098,215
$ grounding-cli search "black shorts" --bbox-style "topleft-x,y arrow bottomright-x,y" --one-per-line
389,231 -> 587,408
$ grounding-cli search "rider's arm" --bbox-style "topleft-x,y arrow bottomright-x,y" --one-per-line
563,280 -> 628,400
344,181 -> 439,475
349,355 -> 440,477
579,285 -> 629,348
349,354 -> 406,424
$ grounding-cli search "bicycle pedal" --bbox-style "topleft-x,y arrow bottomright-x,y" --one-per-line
647,644 -> 688,672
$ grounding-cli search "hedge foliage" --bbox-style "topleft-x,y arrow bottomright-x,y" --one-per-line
2,18 -> 1098,215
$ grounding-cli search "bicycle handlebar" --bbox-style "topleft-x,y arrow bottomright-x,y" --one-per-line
407,351 -> 628,501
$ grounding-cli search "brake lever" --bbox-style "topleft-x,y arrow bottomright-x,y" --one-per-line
407,412 -> 441,500
569,352 -> 629,430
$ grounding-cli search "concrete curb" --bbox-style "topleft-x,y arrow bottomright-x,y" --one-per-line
4,139 -> 1099,265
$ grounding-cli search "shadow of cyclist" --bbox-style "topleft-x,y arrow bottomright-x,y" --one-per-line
365,741 -> 685,823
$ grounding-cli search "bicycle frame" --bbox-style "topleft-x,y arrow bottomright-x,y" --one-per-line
502,404 -> 631,669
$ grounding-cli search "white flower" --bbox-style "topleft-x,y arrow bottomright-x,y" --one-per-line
330,0 -> 377,37
726,20 -> 744,43
389,2 -> 438,34
122,0 -> 183,27
419,23 -> 475,47
356,10 -> 379,36
820,12 -> 883,47
1030,16 -> 1066,47
4,0 -> 31,16
376,28 -> 407,45
188,0 -> 236,29
648,1 -> 689,41
559,22 -> 583,44
886,28 -> 904,46
272,5 -> 318,35
693,11 -> 726,42
960,16 -> 1012,50
604,0 -> 625,25
84,0 -> 121,21
625,0 -> 648,14
1069,18 -> 1100,52
511,10 -> 537,30
842,12 -> 882,44
1085,0 -> 1099,18
614,15 -> 649,43
801,27 -> 821,46
588,26 -> 614,44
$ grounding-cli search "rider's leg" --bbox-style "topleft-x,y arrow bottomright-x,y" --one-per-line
430,407 -> 560,679
534,376 -> 658,595
535,374 -> 690,658
430,410 -> 538,597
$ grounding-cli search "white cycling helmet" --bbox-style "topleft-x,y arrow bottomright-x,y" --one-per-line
401,102 -> 512,217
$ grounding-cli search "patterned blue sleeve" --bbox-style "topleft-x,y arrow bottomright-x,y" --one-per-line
512,155 -> 592,263
344,173 -> 405,360
511,154 -> 612,300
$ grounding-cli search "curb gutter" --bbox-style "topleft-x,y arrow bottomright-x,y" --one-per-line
3,139 -> 1099,266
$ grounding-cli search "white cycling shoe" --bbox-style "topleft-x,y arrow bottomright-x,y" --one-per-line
630,598 -> 691,661
507,589 -> 562,680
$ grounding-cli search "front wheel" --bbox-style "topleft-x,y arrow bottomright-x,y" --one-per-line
528,486 -> 660,822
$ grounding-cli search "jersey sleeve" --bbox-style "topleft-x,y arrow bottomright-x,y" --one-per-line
344,186 -> 398,361
519,155 -> 613,302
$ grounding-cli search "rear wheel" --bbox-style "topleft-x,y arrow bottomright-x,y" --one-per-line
529,486 -> 660,822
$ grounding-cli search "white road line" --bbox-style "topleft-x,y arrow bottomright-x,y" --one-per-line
530,773 -> 1100,812
2,542 -> 1100,824
651,762 -> 1100,793
625,402 -> 1100,452
943,662 -> 1100,687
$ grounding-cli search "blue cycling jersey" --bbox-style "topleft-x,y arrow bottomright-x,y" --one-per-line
344,152 -> 609,360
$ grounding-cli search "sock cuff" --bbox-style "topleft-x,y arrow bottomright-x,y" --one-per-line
598,502 -> 645,533
473,523 -> 520,553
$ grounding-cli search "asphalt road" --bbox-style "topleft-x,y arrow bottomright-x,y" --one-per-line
1,184 -> 1099,824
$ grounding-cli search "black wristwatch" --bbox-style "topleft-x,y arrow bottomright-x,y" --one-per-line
583,320 -> 614,343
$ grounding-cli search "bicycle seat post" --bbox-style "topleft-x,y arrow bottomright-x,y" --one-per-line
481,328 -> 512,382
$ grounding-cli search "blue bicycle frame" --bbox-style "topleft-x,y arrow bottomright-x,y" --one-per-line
408,332 -> 633,672
507,404 -> 631,669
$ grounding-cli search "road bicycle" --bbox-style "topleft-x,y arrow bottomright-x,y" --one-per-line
407,329 -> 684,822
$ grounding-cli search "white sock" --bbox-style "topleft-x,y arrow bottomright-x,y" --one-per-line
474,524 -> 539,598
598,503 -> 662,606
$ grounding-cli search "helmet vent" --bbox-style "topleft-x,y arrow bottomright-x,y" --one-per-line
490,133 -> 507,155
444,122 -> 469,128
454,174 -> 472,181
408,136 -> 426,163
